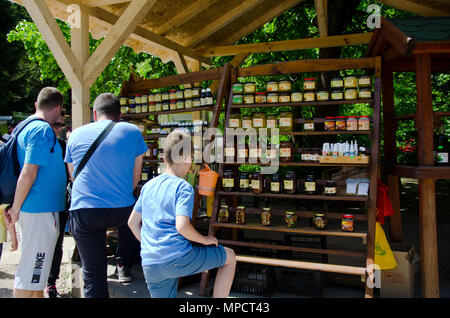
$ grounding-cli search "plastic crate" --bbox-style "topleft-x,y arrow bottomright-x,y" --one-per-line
232,263 -> 275,296
239,238 -> 283,258
275,267 -> 324,297
283,234 -> 328,263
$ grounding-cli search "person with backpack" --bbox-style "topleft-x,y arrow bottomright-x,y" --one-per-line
65,93 -> 147,298
3,87 -> 67,298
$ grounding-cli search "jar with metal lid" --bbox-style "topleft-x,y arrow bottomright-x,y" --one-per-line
161,101 -> 169,111
229,113 -> 241,128
184,88 -> 193,99
359,88 -> 372,99
279,80 -> 292,92
237,139 -> 248,162
149,102 -> 156,112
149,93 -> 155,103
128,104 -> 135,114
251,171 -> 264,194
239,172 -> 250,192
279,140 -> 293,162
335,116 -> 347,131
291,91 -> 303,102
184,98 -> 193,109
265,141 -> 277,161
346,116 -> 358,131
218,204 -> 230,223
244,82 -> 256,94
232,83 -> 244,94
358,116 -> 370,130
236,206 -> 246,224
317,91 -> 329,101
358,75 -> 372,88
135,103 -> 142,114
255,92 -> 267,104
154,92 -> 162,102
129,96 -> 135,105
249,144 -> 260,163
314,213 -> 328,230
120,106 -> 127,114
148,141 -> 158,160
135,95 -> 142,105
284,211 -> 297,228
176,99 -> 184,110
303,78 -> 316,91
283,171 -> 297,194
304,91 -> 316,102
232,94 -> 243,105
279,92 -> 291,103
324,117 -> 336,131
170,100 -> 177,111
331,90 -> 344,100
344,76 -> 358,88
252,113 -> 266,129
267,93 -> 278,103
266,115 -> 277,129
304,174 -> 316,195
342,214 -> 354,232
304,119 -> 315,132
142,102 -> 148,113
267,81 -> 279,92
176,89 -> 184,100
261,208 -> 272,226
161,92 -> 169,102
331,77 -> 344,89
345,88 -> 358,100
242,115 -> 252,129
279,112 -> 293,132
120,97 -> 128,106
270,174 -> 281,194
222,170 -> 235,192
244,94 -> 255,105
324,180 -> 337,196
193,98 -> 201,108
192,86 -> 202,98
169,90 -> 176,100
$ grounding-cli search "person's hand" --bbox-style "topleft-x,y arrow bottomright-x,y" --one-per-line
202,235 -> 218,247
5,205 -> 19,226
10,237 -> 18,251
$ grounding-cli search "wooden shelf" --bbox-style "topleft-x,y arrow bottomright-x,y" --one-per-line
229,130 -> 372,136
212,221 -> 367,239
387,164 -> 450,179
223,161 -> 369,167
121,105 -> 215,119
231,99 -> 373,109
218,191 -> 368,202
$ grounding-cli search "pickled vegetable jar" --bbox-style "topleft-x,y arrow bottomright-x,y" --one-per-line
261,208 -> 272,226
218,205 -> 230,223
236,206 -> 246,224
284,211 -> 297,228
314,213 -> 328,230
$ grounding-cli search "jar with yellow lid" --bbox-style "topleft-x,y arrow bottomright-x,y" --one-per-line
266,115 -> 277,129
331,77 -> 344,89
345,88 -> 358,100
176,89 -> 184,100
244,82 -> 256,94
192,86 -> 202,98
135,103 -> 142,114
279,92 -> 291,103
291,92 -> 303,103
304,91 -> 316,102
344,76 -> 358,88
155,102 -> 162,112
358,75 -> 372,88
244,94 -> 255,105
359,88 -> 372,99
255,92 -> 267,104
279,112 -> 293,132
148,93 -> 155,103
120,97 -> 128,106
242,115 -> 252,129
303,78 -> 316,91
176,99 -> 184,110
162,92 -> 169,102
267,81 -> 279,92
154,92 -> 162,102
184,98 -> 193,109
193,98 -> 201,108
267,93 -> 278,103
331,90 -> 344,100
229,113 -> 241,128
317,91 -> 329,101
279,80 -> 292,92
252,113 -> 266,129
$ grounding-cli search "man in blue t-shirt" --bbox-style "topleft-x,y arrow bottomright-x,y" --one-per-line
5,87 -> 66,298
65,93 -> 147,298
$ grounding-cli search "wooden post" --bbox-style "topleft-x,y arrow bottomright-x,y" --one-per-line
382,65 -> 403,242
415,53 -> 439,298
70,5 -> 91,128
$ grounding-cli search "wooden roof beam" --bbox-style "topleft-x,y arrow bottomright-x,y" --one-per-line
377,0 -> 450,17
183,0 -> 265,48
196,32 -> 373,57
81,0 -> 130,6
154,0 -> 219,36
314,0 -> 328,37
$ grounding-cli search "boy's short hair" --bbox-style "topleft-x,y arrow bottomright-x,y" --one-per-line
93,93 -> 121,120
163,129 -> 192,165
37,87 -> 63,111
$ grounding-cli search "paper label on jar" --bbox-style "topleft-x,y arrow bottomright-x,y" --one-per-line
304,82 -> 315,90
437,152 -> 449,163
229,119 -> 240,128
331,92 -> 343,100
141,173 -> 148,181
267,96 -> 278,103
240,179 -> 250,188
279,118 -> 292,127
267,84 -> 278,92
238,149 -> 248,158
284,180 -> 294,190
250,148 -> 260,158
266,119 -> 276,128
251,180 -> 260,189
342,221 -> 354,232
280,148 -> 291,157
253,118 -> 264,127
358,120 -> 370,130
222,178 -> 234,188
244,86 -> 255,94
304,93 -> 315,101
271,182 -> 280,192
304,123 -> 314,130
225,148 -> 235,157
135,105 -> 141,113
345,91 -> 357,99
359,91 -> 372,98
301,153 -> 311,161
347,121 -> 358,131
242,120 -> 252,128
331,80 -> 343,88
146,149 -> 151,157
279,96 -> 290,103
359,78 -> 371,86
142,105 -> 148,113
325,187 -> 337,194
279,83 -> 291,91
291,93 -> 303,102
345,78 -> 357,87
305,182 -> 316,192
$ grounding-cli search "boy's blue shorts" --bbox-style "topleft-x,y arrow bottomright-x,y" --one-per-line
142,244 -> 227,298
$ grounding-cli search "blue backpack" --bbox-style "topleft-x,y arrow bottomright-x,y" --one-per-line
0,117 -> 56,204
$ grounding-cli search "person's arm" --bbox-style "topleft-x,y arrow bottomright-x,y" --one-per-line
7,223 -> 18,251
176,215 -> 218,246
66,162 -> 74,182
127,210 -> 142,242
7,163 -> 39,224
133,154 -> 144,190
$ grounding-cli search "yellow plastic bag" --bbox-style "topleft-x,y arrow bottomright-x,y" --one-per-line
0,204 -> 8,243
374,222 -> 397,270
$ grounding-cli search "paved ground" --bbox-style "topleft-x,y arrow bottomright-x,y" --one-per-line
1,178 -> 449,298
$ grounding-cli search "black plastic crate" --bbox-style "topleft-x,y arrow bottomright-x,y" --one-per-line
239,238 -> 283,258
232,263 -> 275,296
283,234 -> 328,263
274,267 -> 324,298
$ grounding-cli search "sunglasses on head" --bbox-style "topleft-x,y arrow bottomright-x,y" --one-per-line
53,122 -> 65,128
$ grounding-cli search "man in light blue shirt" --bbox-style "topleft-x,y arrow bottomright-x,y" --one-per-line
6,87 -> 66,298
65,93 -> 147,298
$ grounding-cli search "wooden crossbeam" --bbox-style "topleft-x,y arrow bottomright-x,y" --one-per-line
81,0 -> 130,6
378,0 -> 450,17
314,0 -> 328,37
82,0 -> 156,87
183,0 -> 265,48
196,33 -> 373,57
22,0 -> 83,87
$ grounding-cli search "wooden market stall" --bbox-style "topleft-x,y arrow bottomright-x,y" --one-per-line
366,16 -> 450,298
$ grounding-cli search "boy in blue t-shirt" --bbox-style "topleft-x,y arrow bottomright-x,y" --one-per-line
128,130 -> 236,298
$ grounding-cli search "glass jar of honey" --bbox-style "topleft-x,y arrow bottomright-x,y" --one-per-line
252,113 -> 266,129
345,89 -> 358,100
251,171 -> 264,194
344,76 -> 358,88
304,174 -> 316,195
244,82 -> 256,94
331,90 -> 344,100
267,81 -> 279,92
303,119 -> 315,132
266,115 -> 277,129
222,170 -> 235,192
303,78 -> 316,91
317,91 -> 329,101
291,91 -> 303,102
359,88 -> 372,99
244,94 -> 255,105
279,80 -> 292,92
270,174 -> 281,194
358,75 -> 372,88
279,112 -> 293,132
324,180 -> 337,196
279,92 -> 291,103
304,91 -> 316,102
331,77 -> 344,89
267,93 -> 278,103
280,140 -> 293,162
239,172 -> 250,192
229,113 -> 241,128
242,115 -> 252,129
283,171 -> 297,194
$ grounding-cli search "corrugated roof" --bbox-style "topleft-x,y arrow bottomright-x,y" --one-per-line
390,17 -> 450,42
